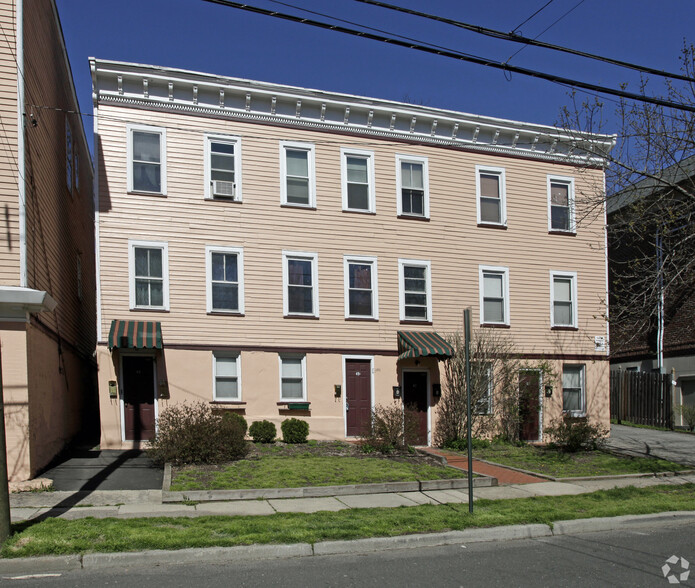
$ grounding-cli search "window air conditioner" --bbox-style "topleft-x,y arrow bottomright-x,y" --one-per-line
212,180 -> 236,199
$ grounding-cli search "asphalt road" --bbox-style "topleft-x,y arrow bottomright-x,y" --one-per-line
607,424 -> 695,466
4,521 -> 694,587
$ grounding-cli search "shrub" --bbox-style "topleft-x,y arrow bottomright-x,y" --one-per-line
222,412 -> 248,436
546,416 -> 608,452
359,402 -> 419,453
676,405 -> 695,432
281,418 -> 309,443
149,401 -> 248,465
443,437 -> 491,452
249,420 -> 277,443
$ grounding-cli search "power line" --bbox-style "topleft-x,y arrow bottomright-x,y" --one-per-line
511,0 -> 556,34
355,0 -> 695,84
201,0 -> 695,113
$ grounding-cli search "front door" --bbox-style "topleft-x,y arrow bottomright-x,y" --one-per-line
402,371 -> 428,445
346,360 -> 371,437
519,370 -> 541,441
122,356 -> 156,441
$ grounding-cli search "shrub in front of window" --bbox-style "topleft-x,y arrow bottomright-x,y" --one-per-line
249,420 -> 277,443
148,401 -> 248,465
281,418 -> 309,444
222,412 -> 248,436
545,416 -> 607,452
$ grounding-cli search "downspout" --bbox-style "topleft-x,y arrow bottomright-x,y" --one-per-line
91,59 -> 102,342
17,0 -> 26,287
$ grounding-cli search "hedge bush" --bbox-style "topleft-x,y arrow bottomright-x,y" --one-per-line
281,418 -> 309,443
546,416 -> 608,452
249,420 -> 276,443
222,412 -> 248,436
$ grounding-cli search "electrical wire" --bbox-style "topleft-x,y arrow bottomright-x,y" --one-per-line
511,0 -> 556,34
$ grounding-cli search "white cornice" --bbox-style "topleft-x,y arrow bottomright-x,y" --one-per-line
89,58 -> 615,166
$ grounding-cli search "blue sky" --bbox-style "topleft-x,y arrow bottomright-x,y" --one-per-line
56,0 -> 695,154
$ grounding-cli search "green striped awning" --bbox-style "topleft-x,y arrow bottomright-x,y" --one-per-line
397,331 -> 453,361
108,320 -> 162,350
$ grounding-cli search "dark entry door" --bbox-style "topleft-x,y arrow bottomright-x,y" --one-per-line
122,356 -> 156,441
346,360 -> 371,437
519,370 -> 541,441
403,371 -> 428,445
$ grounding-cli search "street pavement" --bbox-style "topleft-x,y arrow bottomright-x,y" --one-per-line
606,424 -> 695,466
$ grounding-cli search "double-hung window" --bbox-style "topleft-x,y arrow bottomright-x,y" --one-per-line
213,353 -> 241,401
283,251 -> 319,317
399,259 -> 431,321
476,166 -> 506,226
129,240 -> 169,310
280,141 -> 315,207
206,246 -> 244,314
280,354 -> 306,401
551,271 -> 577,328
344,256 -> 378,319
341,148 -> 375,212
128,124 -> 166,194
396,155 -> 429,218
66,118 -> 74,194
479,266 -> 510,325
562,364 -> 585,415
205,135 -> 241,200
474,363 -> 493,415
548,176 -> 575,232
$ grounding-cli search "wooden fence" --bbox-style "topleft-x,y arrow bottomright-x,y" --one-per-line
610,370 -> 673,429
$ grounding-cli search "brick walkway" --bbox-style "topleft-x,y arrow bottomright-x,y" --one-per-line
423,448 -> 546,485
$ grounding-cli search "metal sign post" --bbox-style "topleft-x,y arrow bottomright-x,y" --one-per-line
464,308 -> 473,513
0,343 -> 11,542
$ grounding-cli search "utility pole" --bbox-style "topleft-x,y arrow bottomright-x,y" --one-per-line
0,344 -> 11,543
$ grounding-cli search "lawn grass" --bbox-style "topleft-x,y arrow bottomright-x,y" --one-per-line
466,443 -> 689,477
3,484 -> 694,558
172,456 -> 465,491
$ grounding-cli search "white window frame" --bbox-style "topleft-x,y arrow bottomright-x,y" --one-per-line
341,147 -> 376,213
128,240 -> 170,310
473,363 -> 494,415
66,118 -> 73,194
205,245 -> 245,314
204,133 -> 242,201
562,364 -> 586,417
343,255 -> 379,320
279,353 -> 307,401
547,175 -> 576,233
280,141 -> 316,208
396,154 -> 429,218
475,165 -> 507,226
282,250 -> 319,317
550,270 -> 578,328
398,259 -> 432,322
479,265 -> 510,326
127,123 -> 167,195
212,352 -> 241,402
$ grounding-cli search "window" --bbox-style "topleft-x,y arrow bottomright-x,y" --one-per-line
280,141 -> 315,207
66,118 -> 73,193
283,251 -> 319,317
206,246 -> 244,314
280,354 -> 306,401
476,166 -> 506,225
341,148 -> 375,212
562,364 -> 585,415
551,271 -> 578,328
396,155 -> 429,217
344,256 -> 378,319
205,135 -> 241,200
129,240 -> 169,310
128,124 -> 166,194
479,266 -> 510,325
74,150 -> 79,193
213,353 -> 241,401
548,176 -> 575,232
398,259 -> 431,321
76,255 -> 82,301
473,364 -> 493,415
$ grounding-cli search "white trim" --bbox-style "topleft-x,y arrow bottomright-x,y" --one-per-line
341,148 -> 375,213
602,174 -> 610,356
401,368 -> 431,446
343,255 -> 379,320
127,123 -> 167,195
212,351 -> 242,402
547,175 -> 576,233
94,108 -> 103,340
479,265 -> 510,326
279,353 -> 307,401
550,270 -> 578,328
280,140 -> 316,207
342,355 -> 375,438
128,240 -> 170,310
395,154 -> 429,218
398,259 -> 432,322
119,350 -> 159,443
562,363 -> 586,417
205,245 -> 245,314
204,133 -> 242,201
282,250 -> 319,317
475,165 -> 507,226
17,0 -> 25,287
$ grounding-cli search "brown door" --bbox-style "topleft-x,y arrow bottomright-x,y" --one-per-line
346,360 -> 371,437
519,370 -> 541,441
403,371 -> 428,445
122,356 -> 156,441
